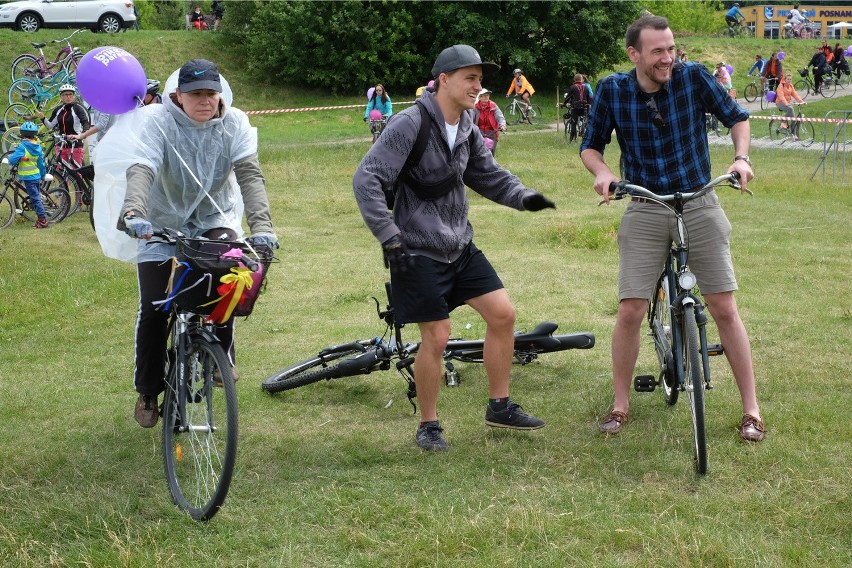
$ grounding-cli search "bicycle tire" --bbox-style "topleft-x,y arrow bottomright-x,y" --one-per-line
8,78 -> 39,106
767,118 -> 787,143
650,277 -> 678,405
578,114 -> 588,140
11,54 -> 43,82
682,307 -> 707,475
743,83 -> 758,103
526,104 -> 543,125
262,340 -> 381,393
15,179 -> 70,223
819,78 -> 837,98
3,103 -> 33,131
0,194 -> 14,228
58,170 -> 85,216
797,120 -> 816,147
715,26 -> 733,38
503,102 -> 519,124
563,117 -> 570,143
794,80 -> 810,101
1,127 -> 21,154
162,334 -> 237,521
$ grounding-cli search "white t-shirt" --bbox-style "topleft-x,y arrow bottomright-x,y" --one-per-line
445,122 -> 458,149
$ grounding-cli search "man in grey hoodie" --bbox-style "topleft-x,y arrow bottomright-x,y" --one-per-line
353,45 -> 556,452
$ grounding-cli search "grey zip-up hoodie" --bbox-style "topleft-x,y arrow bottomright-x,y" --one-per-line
353,89 -> 535,263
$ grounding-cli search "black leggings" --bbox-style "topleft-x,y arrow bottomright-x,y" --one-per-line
133,260 -> 235,396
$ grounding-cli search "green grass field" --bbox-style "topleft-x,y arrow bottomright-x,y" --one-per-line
0,29 -> 851,567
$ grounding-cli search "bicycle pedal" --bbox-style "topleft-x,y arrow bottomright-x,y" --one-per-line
634,374 -> 656,392
707,343 -> 724,356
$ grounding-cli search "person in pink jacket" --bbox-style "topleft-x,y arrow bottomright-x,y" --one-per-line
774,73 -> 805,140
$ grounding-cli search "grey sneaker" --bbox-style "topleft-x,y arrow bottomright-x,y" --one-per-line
415,421 -> 448,452
485,400 -> 545,430
134,393 -> 159,428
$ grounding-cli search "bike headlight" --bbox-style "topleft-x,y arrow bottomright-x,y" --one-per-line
678,271 -> 697,290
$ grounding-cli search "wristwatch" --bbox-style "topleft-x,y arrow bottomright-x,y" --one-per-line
734,155 -> 752,166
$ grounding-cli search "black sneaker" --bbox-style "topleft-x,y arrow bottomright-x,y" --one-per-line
415,421 -> 448,452
485,400 -> 545,430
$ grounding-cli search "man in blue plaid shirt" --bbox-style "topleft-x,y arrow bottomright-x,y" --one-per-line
580,14 -> 765,443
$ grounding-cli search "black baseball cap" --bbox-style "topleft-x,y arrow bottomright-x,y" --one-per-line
178,59 -> 222,92
431,45 -> 500,78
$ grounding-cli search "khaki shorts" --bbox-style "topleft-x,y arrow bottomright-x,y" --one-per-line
617,192 -> 737,301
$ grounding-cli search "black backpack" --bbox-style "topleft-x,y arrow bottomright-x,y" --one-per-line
383,103 -> 476,210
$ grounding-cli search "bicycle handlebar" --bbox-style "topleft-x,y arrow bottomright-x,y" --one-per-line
149,228 -> 261,272
604,172 -> 749,207
54,29 -> 87,43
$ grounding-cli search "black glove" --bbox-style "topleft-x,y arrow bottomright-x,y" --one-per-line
523,192 -> 556,211
382,235 -> 414,273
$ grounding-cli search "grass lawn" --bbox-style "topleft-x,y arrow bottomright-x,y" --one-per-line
0,27 -> 851,568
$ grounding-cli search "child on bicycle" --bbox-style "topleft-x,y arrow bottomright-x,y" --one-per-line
7,121 -> 49,229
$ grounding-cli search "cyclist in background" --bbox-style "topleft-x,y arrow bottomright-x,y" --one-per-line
789,5 -> 805,37
364,84 -> 392,121
831,43 -> 850,78
724,3 -> 745,32
506,68 -> 535,113
747,54 -> 766,79
472,88 -> 506,155
561,74 -> 591,141
774,74 -> 805,141
579,14 -> 765,443
36,83 -> 90,167
762,51 -> 782,92
808,45 -> 830,94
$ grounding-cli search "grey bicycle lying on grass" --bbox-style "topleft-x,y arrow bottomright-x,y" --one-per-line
606,172 -> 750,475
262,282 -> 595,411
149,228 -> 274,521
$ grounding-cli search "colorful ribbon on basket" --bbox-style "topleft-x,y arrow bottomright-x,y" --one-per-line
202,265 -> 256,324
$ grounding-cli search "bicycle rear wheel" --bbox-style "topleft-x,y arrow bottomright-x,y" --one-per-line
0,194 -> 13,228
526,104 -> 543,125
262,340 -> 381,393
650,277 -> 678,405
820,78 -> 837,98
794,80 -> 811,101
11,54 -> 44,82
162,335 -> 237,521
3,103 -> 34,130
743,83 -> 758,103
767,119 -> 788,143
682,307 -> 707,475
8,78 -> 39,106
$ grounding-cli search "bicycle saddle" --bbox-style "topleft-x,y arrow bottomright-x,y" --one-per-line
31,42 -> 47,48
514,321 -> 558,341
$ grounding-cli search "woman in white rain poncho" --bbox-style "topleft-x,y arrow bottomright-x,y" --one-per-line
93,59 -> 278,428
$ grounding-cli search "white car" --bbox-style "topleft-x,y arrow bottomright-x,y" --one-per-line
0,0 -> 136,33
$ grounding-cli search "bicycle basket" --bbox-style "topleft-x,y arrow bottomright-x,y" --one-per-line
165,237 -> 274,323
799,68 -> 808,77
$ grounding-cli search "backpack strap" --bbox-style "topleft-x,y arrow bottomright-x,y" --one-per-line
401,103 -> 431,178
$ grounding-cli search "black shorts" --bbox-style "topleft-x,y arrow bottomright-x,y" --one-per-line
390,242 -> 504,324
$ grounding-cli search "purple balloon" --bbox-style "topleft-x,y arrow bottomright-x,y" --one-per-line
367,87 -> 375,101
76,46 -> 146,114
766,91 -> 776,103
778,51 -> 786,61
726,65 -> 734,75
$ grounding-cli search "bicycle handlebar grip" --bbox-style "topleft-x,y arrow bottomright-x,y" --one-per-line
239,254 -> 260,273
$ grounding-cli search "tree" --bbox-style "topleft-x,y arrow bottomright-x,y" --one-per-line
225,1 -> 642,94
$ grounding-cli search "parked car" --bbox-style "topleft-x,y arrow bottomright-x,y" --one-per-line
0,0 -> 136,33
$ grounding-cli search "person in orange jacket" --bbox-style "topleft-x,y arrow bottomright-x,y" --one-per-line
774,73 -> 805,140
506,68 -> 535,111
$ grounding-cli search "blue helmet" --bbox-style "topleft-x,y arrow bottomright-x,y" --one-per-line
20,121 -> 39,134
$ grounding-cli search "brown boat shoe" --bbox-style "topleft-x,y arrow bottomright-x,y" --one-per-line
739,414 -> 766,442
599,410 -> 628,434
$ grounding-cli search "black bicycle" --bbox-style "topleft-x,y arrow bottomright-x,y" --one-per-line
149,229 -> 274,520
262,282 -> 595,411
0,149 -> 71,227
607,173 -> 749,475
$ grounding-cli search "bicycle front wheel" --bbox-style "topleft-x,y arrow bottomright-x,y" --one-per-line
262,340 -> 381,393
8,78 -> 39,106
794,80 -> 811,101
3,103 -> 33,130
767,119 -> 786,143
162,335 -> 237,521
797,119 -> 816,147
650,277 -> 678,405
743,83 -> 758,103
682,307 -> 707,475
0,194 -> 14,228
503,102 -> 520,124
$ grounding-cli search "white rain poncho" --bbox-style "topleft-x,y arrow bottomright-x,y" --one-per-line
93,69 -> 257,263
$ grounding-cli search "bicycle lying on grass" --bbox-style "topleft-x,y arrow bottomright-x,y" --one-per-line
149,228 -> 275,521
262,282 -> 595,411
606,172 -> 750,475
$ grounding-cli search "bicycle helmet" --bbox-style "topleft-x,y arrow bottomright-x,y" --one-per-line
59,83 -> 76,94
20,121 -> 39,134
513,68 -> 522,74
146,79 -> 160,95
